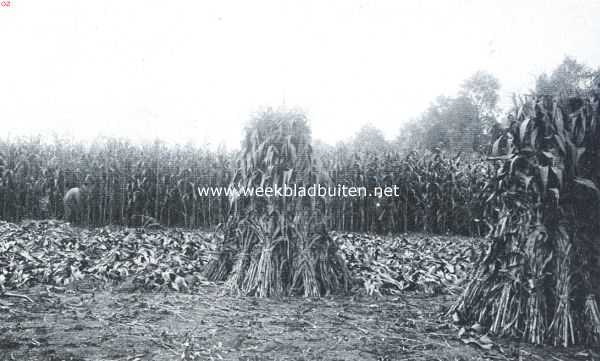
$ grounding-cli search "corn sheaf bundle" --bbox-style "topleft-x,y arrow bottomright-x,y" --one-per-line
204,109 -> 350,297
452,89 -> 600,347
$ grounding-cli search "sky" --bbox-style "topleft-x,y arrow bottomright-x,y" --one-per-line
1,0 -> 599,149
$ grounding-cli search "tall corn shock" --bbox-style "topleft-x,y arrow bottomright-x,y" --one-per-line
204,109 -> 350,297
452,87 -> 600,347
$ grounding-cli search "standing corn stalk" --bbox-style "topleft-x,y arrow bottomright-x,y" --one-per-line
204,108 -> 350,297
452,85 -> 600,346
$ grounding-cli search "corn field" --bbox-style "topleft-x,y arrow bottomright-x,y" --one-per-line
1,91 -> 600,346
0,137 -> 491,237
0,137 -> 233,228
319,148 -> 491,236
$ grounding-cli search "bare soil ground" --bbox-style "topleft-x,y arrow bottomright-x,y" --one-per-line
0,281 -> 593,361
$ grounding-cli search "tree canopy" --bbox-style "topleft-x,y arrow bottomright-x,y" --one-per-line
535,56 -> 599,98
396,71 -> 500,154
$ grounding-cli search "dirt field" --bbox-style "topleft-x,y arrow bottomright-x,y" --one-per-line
0,281 -> 592,361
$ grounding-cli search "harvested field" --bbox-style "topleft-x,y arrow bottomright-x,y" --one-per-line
0,221 -> 596,360
1,283 -> 593,361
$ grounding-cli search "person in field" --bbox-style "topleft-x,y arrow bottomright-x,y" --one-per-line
63,185 -> 89,225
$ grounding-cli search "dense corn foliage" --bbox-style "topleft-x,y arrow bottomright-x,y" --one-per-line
319,148 -> 491,236
0,137 -> 233,228
0,135 -> 490,236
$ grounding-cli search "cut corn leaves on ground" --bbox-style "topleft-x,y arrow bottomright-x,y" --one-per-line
334,232 -> 482,297
1,220 -> 481,298
0,219 -> 216,293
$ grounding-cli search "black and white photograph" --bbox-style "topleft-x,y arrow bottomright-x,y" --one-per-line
1,1 -> 600,360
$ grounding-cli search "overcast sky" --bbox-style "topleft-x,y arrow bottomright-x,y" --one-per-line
1,0 -> 599,149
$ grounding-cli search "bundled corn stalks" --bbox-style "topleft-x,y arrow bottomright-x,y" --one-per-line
452,88 -> 600,347
204,109 -> 350,297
